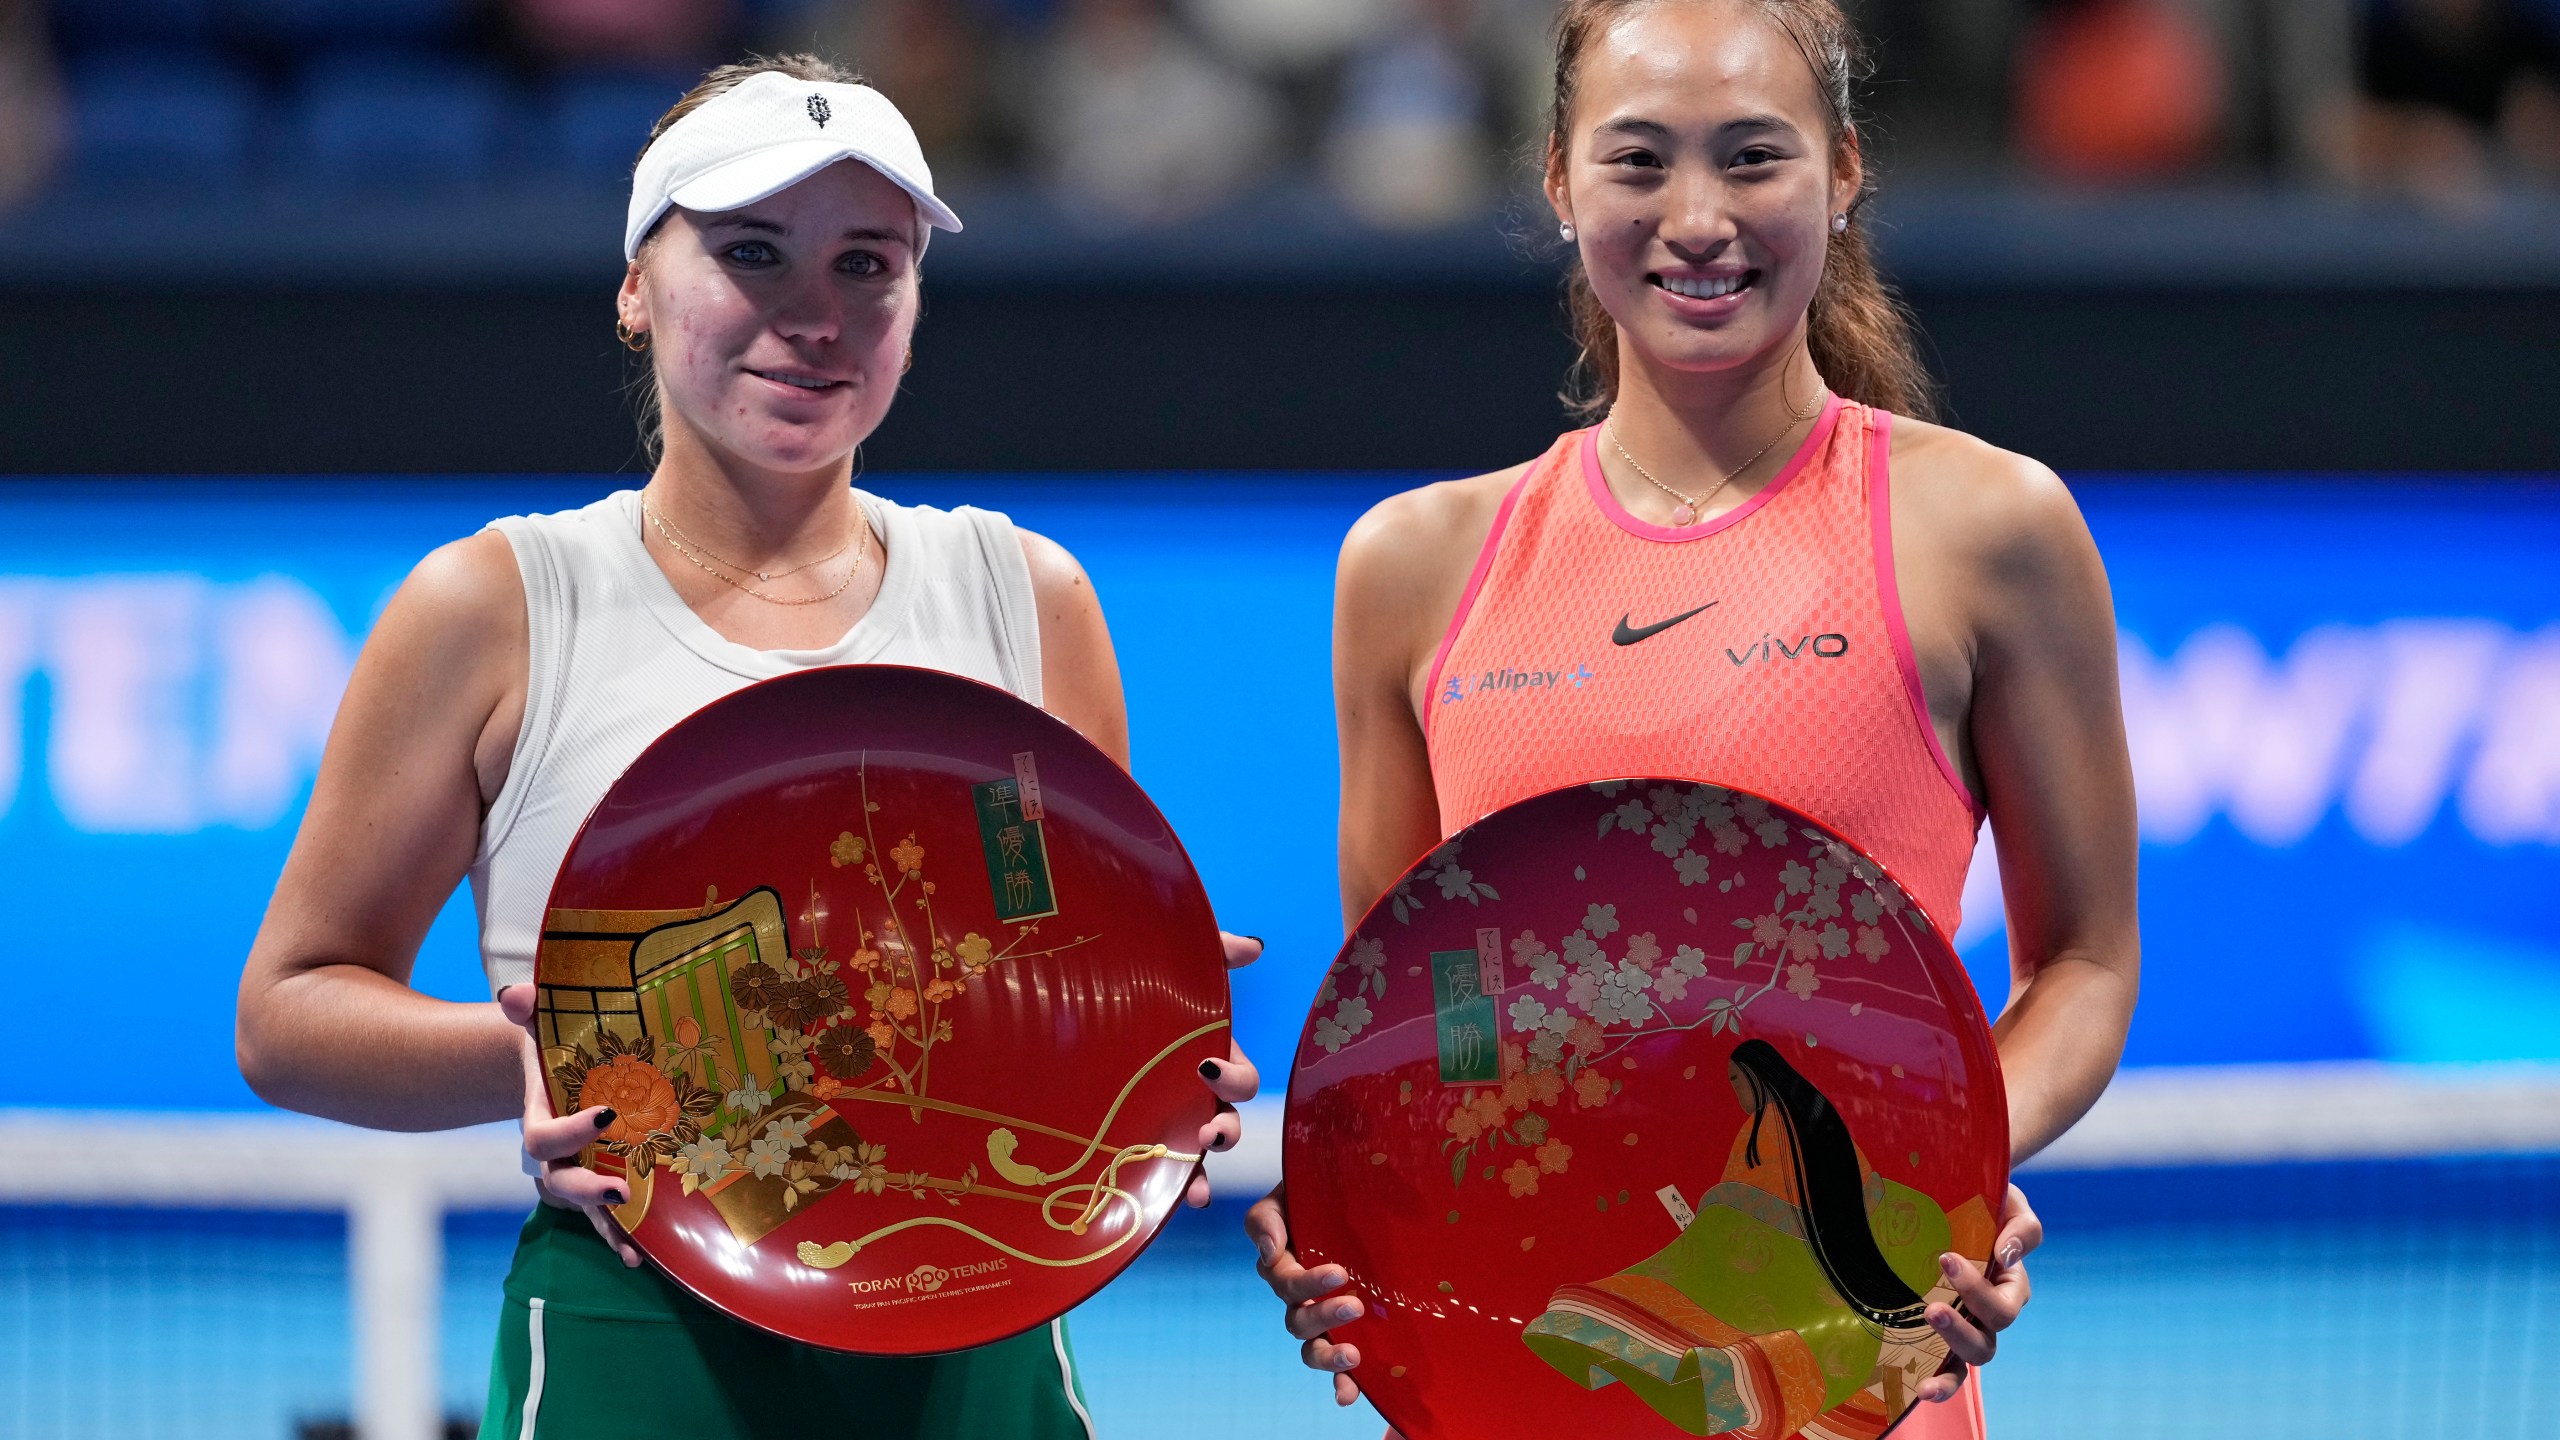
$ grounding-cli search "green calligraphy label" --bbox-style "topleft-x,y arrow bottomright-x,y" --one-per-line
973,777 -> 1059,923
1430,948 -> 1500,1084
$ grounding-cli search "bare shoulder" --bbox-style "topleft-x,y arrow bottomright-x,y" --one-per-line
1887,415 -> 2096,586
378,530 -> 525,668
1339,462 -> 1529,601
1014,526 -> 1094,600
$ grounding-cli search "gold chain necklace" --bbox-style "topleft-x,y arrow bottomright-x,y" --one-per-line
646,495 -> 855,581
1606,377 -> 1827,527
644,497 -> 869,607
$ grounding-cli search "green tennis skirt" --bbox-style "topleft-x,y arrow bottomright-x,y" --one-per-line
479,1204 -> 1095,1439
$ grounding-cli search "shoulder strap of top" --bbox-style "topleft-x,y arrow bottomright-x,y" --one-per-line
957,505 -> 1044,708
476,510 -> 574,865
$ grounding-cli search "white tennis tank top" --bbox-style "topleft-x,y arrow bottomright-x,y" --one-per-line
466,487 -> 1044,994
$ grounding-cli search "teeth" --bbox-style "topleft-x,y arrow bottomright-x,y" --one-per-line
1662,274 -> 1746,300
759,371 -> 834,389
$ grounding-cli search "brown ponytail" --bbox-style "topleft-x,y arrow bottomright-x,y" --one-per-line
1551,0 -> 1936,421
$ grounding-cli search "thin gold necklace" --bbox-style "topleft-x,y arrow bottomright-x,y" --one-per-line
646,495 -> 855,581
1607,375 -> 1826,526
644,497 -> 869,606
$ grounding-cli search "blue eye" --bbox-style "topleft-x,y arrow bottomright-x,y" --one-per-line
724,242 -> 778,266
838,251 -> 884,276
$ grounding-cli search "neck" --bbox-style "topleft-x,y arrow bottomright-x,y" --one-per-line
646,421 -> 865,565
1599,327 -> 1827,523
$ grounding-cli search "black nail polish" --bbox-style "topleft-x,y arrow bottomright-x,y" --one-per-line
1211,1132 -> 1233,1151
1245,935 -> 1265,947
1199,1059 -> 1222,1080
607,1189 -> 626,1205
594,1108 -> 617,1129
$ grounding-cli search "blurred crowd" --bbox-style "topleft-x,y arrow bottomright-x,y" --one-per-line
0,0 -> 2555,224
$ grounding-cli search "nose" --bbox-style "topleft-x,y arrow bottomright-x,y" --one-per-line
767,267 -> 845,346
1658,165 -> 1736,263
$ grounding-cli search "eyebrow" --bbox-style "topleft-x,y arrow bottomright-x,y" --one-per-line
699,217 -> 914,247
1592,113 -> 1802,140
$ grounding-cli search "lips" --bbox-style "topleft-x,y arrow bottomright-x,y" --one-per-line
748,368 -> 846,392
1652,271 -> 1754,301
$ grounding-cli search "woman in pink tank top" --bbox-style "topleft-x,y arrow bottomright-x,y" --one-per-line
1248,3 -> 2140,1436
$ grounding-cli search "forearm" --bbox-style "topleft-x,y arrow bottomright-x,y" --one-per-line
1989,951 -> 2137,1162
238,962 -> 524,1131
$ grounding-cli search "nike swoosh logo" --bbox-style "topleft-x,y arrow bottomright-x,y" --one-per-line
1612,602 -> 1717,646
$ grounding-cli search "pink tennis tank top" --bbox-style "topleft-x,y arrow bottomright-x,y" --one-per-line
1425,397 -> 1983,937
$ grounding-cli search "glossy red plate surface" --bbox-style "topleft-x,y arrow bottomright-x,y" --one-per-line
1284,780 -> 2006,1439
533,665 -> 1229,1354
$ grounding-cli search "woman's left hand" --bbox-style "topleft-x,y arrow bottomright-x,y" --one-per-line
1187,931 -> 1264,1207
1917,1182 -> 2043,1402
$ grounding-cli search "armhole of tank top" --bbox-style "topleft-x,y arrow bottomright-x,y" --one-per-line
964,506 -> 1045,708
1421,462 -> 1537,743
1867,412 -> 1986,821
475,517 -> 568,866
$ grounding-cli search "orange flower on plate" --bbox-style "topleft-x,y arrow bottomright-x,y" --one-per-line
1503,1159 -> 1541,1197
1572,1068 -> 1612,1109
889,836 -> 925,875
582,1054 -> 677,1145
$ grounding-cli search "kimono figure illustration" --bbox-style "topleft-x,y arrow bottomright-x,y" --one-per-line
1522,1041 -> 1991,1439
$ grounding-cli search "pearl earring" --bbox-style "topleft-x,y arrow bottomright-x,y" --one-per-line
1559,221 -> 1576,241
1831,212 -> 1849,234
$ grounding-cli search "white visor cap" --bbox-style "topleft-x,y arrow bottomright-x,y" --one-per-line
623,71 -> 962,262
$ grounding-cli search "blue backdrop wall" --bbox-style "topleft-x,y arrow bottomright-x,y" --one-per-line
1,474 -> 2554,1111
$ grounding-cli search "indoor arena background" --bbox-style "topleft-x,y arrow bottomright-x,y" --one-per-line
0,0 -> 2555,1437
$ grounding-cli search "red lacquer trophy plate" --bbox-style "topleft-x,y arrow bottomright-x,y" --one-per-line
533,665 -> 1229,1354
1283,780 -> 2006,1439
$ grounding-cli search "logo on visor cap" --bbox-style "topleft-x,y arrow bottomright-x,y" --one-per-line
807,93 -> 832,128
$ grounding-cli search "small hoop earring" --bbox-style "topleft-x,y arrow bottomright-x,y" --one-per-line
1831,212 -> 1849,234
1559,221 -> 1575,242
615,320 -> 650,353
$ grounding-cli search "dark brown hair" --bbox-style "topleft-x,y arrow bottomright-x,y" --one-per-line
627,54 -> 872,463
1549,0 -> 1936,420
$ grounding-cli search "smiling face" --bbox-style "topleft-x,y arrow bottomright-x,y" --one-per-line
1547,0 -> 1860,386
619,158 -> 922,478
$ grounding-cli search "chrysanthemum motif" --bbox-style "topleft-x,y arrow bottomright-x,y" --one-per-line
729,961 -> 784,1017
813,1024 -> 876,1082
770,978 -> 833,1031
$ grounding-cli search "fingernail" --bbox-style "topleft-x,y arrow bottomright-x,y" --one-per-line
1332,1353 -> 1356,1371
1199,1059 -> 1223,1081
1998,1240 -> 2023,1267
1941,1253 -> 1960,1277
1253,1235 -> 1278,1264
594,1108 -> 617,1130
1211,1132 -> 1233,1152
1245,935 -> 1265,947
607,1189 -> 626,1205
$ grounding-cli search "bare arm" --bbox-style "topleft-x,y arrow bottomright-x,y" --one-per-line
1019,528 -> 1131,769
1331,473 -> 1517,928
1019,526 -> 1257,1202
1954,457 -> 2142,1161
235,532 -> 529,1130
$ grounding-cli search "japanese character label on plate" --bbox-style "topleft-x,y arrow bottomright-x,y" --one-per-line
972,771 -> 1059,924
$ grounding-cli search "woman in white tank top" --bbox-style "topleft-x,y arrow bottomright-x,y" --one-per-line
234,56 -> 1260,1439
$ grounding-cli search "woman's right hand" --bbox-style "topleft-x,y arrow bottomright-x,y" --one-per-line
1245,1182 -> 1390,1417
497,983 -> 642,1267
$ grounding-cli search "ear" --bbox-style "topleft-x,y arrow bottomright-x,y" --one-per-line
1832,124 -> 1866,218
616,260 -> 650,335
1544,132 -> 1574,231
